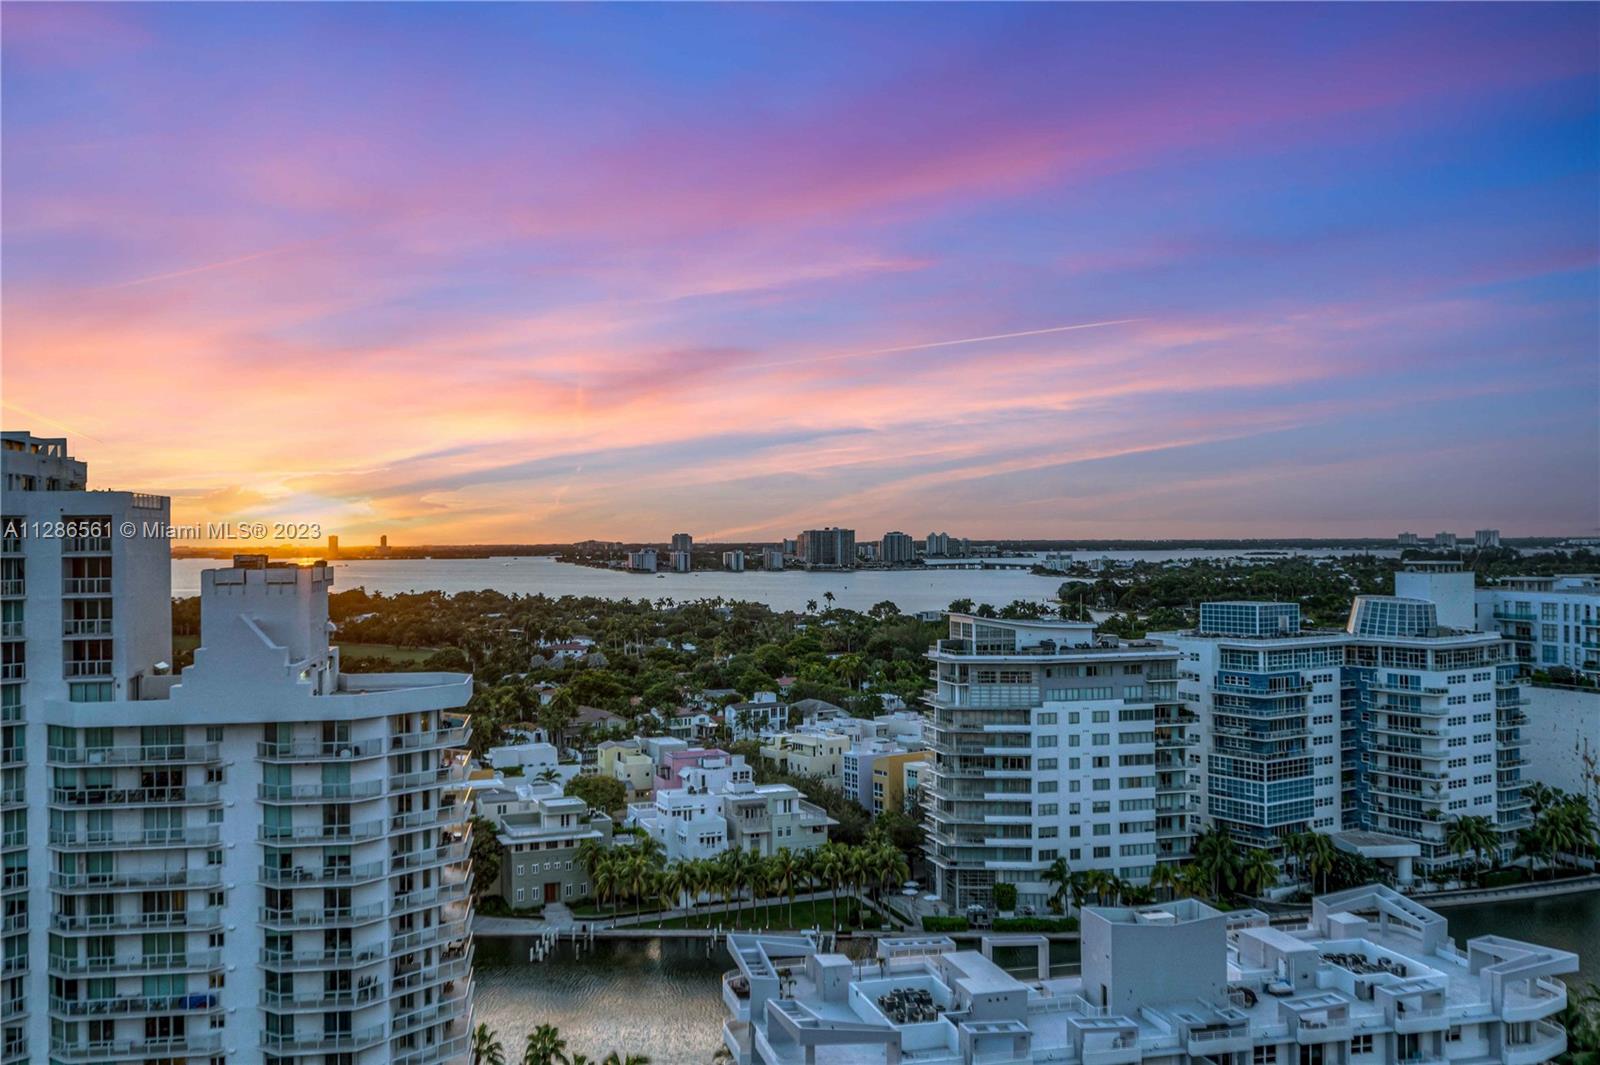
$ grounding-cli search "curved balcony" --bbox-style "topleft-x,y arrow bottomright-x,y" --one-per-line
49,991 -> 222,1018
258,818 -> 384,843
258,779 -> 385,802
259,860 -> 386,887
391,721 -> 472,752
391,804 -> 470,832
390,764 -> 469,793
391,982 -> 473,1037
48,742 -> 220,765
260,1024 -> 387,1054
259,945 -> 386,971
49,826 -> 220,850
392,879 -> 471,917
51,1033 -> 223,1062
257,736 -> 386,761
391,916 -> 470,955
393,1033 -> 471,1065
49,784 -> 220,807
262,979 -> 388,1011
51,867 -> 222,891
260,901 -> 388,930
50,908 -> 223,934
393,945 -> 473,995
48,950 -> 222,976
389,838 -> 470,872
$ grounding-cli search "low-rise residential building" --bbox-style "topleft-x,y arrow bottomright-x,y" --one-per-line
657,746 -> 735,791
473,780 -> 614,908
726,695 -> 791,739
628,754 -> 835,860
870,750 -> 931,814
597,739 -> 657,801
720,885 -> 1578,1065
760,731 -> 848,787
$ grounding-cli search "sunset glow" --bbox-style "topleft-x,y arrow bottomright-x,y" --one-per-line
4,3 -> 1597,542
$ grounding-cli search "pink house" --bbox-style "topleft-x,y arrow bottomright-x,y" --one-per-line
655,747 -> 735,791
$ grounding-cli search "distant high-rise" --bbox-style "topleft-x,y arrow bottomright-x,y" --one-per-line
794,528 -> 855,570
670,550 -> 692,573
670,532 -> 693,554
1397,531 -> 1419,547
761,548 -> 784,571
627,548 -> 658,572
722,550 -> 745,572
880,531 -> 916,564
328,533 -> 340,557
1475,528 -> 1501,549
1431,531 -> 1457,549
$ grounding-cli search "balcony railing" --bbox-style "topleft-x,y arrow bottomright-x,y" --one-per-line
50,784 -> 220,806
258,819 -> 384,843
49,991 -> 220,1017
259,946 -> 386,971
258,779 -> 384,802
256,736 -> 386,760
260,1025 -> 387,1053
51,867 -> 222,891
63,618 -> 113,637
50,1033 -> 223,1062
259,860 -> 386,886
47,950 -> 221,976
49,826 -> 221,849
61,577 -> 112,596
48,742 -> 220,765
259,901 -> 387,928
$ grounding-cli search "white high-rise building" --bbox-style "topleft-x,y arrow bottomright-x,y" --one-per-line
924,614 -> 1193,911
722,550 -> 745,572
2,433 -> 476,1065
1156,590 -> 1529,879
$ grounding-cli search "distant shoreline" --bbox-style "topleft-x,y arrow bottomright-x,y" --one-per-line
171,537 -> 1575,562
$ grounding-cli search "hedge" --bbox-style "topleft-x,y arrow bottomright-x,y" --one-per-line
994,916 -> 1078,932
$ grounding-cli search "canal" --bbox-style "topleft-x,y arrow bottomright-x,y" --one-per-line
472,892 -> 1598,1065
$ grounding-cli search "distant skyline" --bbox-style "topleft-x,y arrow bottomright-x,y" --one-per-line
3,4 -> 1597,542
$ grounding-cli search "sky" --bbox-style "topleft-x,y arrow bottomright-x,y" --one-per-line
3,3 -> 1597,544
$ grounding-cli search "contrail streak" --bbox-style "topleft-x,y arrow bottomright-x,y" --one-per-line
104,240 -> 325,290
750,318 -> 1143,369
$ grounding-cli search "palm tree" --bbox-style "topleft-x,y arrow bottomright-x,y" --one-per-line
1148,863 -> 1181,902
600,1054 -> 651,1065
1284,832 -> 1312,888
522,1024 -> 569,1065
1444,815 -> 1499,884
592,856 -> 621,918
823,591 -> 835,612
1241,849 -> 1279,897
1042,857 -> 1072,914
814,844 -> 844,929
658,864 -> 691,925
805,599 -> 818,615
1192,826 -> 1242,899
473,1024 -> 508,1065
769,849 -> 801,928
1303,833 -> 1337,895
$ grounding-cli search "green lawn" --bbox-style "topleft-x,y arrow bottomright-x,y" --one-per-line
172,634 -> 438,663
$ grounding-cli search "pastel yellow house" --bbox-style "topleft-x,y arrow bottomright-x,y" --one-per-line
759,732 -> 847,788
871,750 -> 930,814
597,739 -> 656,801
